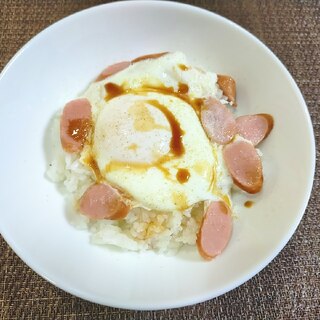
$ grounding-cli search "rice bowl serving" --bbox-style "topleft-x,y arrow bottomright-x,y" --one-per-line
1,1 -> 315,309
47,51 -> 273,259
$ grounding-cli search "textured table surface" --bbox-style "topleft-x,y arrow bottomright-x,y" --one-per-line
0,1 -> 319,319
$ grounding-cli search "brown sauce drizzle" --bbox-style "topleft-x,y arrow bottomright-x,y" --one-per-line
103,98 -> 186,178
102,81 -> 207,179
193,98 -> 204,114
83,153 -> 103,182
176,168 -> 190,183
178,83 -> 189,94
105,159 -> 170,178
244,200 -> 254,208
104,82 -> 204,116
104,82 -> 124,99
147,99 -> 185,157
67,118 -> 91,146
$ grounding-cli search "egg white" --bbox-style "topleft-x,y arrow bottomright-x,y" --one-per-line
80,52 -> 232,212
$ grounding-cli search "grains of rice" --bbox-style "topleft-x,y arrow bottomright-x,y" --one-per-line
47,117 -> 202,253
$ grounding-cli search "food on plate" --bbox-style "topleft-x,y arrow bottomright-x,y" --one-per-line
47,52 -> 273,260
200,97 -> 237,145
236,114 -> 274,146
196,201 -> 233,260
96,61 -> 131,82
217,75 -> 237,106
60,98 -> 92,153
79,183 -> 130,220
223,140 -> 263,194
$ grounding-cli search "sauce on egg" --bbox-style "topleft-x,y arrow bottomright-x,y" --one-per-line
178,83 -> 189,94
176,168 -> 190,183
104,82 -> 204,115
83,153 -> 104,182
101,80 -> 218,198
104,82 -> 124,99
193,98 -> 204,114
129,102 -> 169,132
105,159 -> 171,178
102,82 -> 210,182
100,94 -> 189,183
147,100 -> 185,157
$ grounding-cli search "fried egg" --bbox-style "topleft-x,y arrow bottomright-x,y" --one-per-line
80,52 -> 232,212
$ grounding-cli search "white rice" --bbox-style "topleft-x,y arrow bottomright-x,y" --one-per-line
46,52 -> 237,254
47,117 -> 204,253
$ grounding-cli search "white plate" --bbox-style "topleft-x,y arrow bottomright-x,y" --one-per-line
0,1 -> 315,310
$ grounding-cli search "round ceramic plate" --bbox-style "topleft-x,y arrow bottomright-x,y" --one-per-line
0,1 -> 315,310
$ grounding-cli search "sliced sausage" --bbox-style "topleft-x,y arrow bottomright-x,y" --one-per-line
200,97 -> 237,145
60,98 -> 92,153
79,183 -> 130,220
197,201 -> 233,260
236,114 -> 274,146
217,75 -> 237,106
223,140 -> 263,194
131,52 -> 168,63
96,61 -> 131,81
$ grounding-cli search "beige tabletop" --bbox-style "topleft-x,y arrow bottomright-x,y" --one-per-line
0,1 -> 319,319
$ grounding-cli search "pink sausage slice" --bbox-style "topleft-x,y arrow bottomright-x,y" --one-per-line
79,183 -> 130,220
200,97 -> 237,145
197,201 -> 233,260
131,52 -> 168,63
217,75 -> 237,106
223,140 -> 263,194
60,98 -> 92,153
236,114 -> 274,146
96,61 -> 131,81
